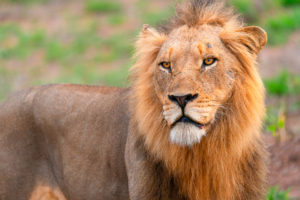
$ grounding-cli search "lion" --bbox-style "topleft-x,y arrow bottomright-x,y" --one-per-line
0,0 -> 268,199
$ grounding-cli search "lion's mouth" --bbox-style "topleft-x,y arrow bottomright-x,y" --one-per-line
172,116 -> 208,129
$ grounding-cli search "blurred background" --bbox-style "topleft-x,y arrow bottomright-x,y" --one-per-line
0,0 -> 299,199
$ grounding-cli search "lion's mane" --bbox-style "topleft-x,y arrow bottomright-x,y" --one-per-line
129,0 -> 267,199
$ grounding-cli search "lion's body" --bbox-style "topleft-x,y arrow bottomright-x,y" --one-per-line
0,85 -> 130,200
0,0 -> 269,199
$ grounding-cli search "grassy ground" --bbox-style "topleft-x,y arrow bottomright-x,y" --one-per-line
1,0 -> 299,100
0,0 -> 299,199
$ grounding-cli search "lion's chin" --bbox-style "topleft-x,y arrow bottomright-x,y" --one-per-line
170,122 -> 206,147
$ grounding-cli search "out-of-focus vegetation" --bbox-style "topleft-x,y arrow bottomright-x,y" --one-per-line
266,187 -> 291,200
3,0 -> 47,4
264,7 -> 300,45
264,71 -> 300,137
85,0 -> 122,13
0,0 -> 175,101
282,0 -> 300,6
1,0 -> 298,99
265,70 -> 300,96
230,0 -> 300,45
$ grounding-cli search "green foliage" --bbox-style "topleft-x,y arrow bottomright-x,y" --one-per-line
100,63 -> 130,86
264,71 -> 300,135
136,0 -> 174,26
265,107 -> 286,136
282,0 -> 300,6
85,0 -> 122,13
94,33 -> 134,63
266,187 -> 291,200
0,24 -> 46,59
142,10 -> 173,26
45,41 -> 66,62
0,67 -> 13,102
228,0 -> 300,45
108,15 -> 125,26
229,0 -> 258,22
57,65 -> 101,84
264,7 -> 300,45
3,0 -> 47,4
264,70 -> 300,96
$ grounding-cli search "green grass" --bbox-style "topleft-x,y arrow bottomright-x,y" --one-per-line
263,71 -> 300,136
227,0 -> 300,45
264,6 -> 300,45
85,0 -> 122,13
0,68 -> 14,102
56,64 -> 101,84
0,17 -> 135,98
264,70 -> 300,96
266,187 -> 291,200
100,63 -> 131,87
282,0 -> 300,6
0,24 -> 46,60
142,10 -> 173,26
229,0 -> 258,22
136,0 -> 175,26
108,14 -> 125,26
45,40 -> 66,62
2,0 -> 47,4
265,106 -> 286,136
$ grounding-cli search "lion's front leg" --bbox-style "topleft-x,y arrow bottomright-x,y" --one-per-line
125,130 -> 162,200
125,125 -> 183,200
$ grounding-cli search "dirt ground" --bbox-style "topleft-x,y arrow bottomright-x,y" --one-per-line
267,135 -> 300,199
262,32 -> 300,199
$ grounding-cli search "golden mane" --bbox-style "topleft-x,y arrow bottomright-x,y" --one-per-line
129,0 -> 267,199
159,0 -> 241,33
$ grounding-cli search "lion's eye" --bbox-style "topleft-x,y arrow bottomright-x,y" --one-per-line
203,58 -> 216,66
160,62 -> 171,70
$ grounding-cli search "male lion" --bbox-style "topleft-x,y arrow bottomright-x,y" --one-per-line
0,0 -> 268,199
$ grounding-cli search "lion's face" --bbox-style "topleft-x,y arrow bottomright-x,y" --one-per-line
153,25 -> 237,146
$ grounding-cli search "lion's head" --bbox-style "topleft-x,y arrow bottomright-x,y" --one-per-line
131,0 -> 266,147
130,1 -> 267,198
155,24 -> 242,146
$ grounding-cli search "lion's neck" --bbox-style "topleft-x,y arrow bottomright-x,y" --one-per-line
132,98 -> 262,199
130,69 -> 265,199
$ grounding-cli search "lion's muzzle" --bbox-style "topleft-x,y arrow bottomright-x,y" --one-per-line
163,93 -> 216,146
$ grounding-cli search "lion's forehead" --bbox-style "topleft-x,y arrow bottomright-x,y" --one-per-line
161,25 -> 225,57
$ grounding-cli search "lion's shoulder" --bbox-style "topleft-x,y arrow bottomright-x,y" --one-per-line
48,84 -> 125,95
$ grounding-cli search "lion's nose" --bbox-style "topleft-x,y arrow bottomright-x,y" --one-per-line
168,93 -> 198,108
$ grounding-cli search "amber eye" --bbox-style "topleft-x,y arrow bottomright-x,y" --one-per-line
203,58 -> 216,66
160,61 -> 171,70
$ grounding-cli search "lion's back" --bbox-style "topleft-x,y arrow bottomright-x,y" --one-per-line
0,84 -> 130,200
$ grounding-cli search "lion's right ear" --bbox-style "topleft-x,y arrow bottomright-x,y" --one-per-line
141,24 -> 164,40
135,24 -> 166,59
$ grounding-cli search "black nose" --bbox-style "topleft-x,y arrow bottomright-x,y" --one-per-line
168,93 -> 198,108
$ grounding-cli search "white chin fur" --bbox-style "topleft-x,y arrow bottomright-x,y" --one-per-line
170,122 -> 206,147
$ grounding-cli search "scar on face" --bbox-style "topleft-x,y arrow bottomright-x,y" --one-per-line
197,44 -> 203,55
168,47 -> 173,60
206,43 -> 212,48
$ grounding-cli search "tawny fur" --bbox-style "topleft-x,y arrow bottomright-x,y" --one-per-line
130,0 -> 267,199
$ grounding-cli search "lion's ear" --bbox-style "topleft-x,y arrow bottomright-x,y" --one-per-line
141,24 -> 161,38
237,26 -> 267,54
134,24 -> 166,60
221,26 -> 267,55
138,24 -> 166,46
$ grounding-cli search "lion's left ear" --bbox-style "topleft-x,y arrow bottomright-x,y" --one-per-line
221,26 -> 267,55
237,26 -> 267,54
